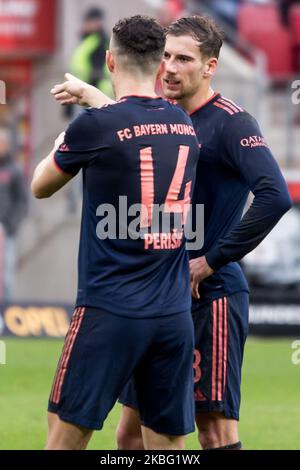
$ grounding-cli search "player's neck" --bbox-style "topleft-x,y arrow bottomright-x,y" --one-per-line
178,86 -> 215,114
114,78 -> 158,101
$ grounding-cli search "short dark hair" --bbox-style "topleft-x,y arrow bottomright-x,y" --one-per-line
112,15 -> 166,73
167,15 -> 224,59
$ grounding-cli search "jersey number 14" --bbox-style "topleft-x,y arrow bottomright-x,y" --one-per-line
139,145 -> 192,229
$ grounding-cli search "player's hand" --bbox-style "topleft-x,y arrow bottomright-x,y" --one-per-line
51,73 -> 88,106
189,256 -> 214,300
51,73 -> 115,108
54,132 -> 66,151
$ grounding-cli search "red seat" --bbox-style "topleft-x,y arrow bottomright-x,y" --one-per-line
248,29 -> 293,78
238,3 -> 281,36
289,5 -> 300,45
238,3 -> 293,78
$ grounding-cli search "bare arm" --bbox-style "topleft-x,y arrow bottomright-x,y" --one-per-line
51,73 -> 115,108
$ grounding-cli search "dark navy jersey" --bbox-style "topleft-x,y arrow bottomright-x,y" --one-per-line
189,93 -> 292,303
54,96 -> 199,317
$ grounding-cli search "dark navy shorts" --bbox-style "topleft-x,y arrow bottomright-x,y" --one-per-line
48,307 -> 195,435
119,292 -> 249,421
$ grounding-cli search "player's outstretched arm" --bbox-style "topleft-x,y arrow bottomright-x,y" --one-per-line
51,73 -> 115,108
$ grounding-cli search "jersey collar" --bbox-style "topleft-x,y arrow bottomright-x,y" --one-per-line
189,92 -> 221,116
119,94 -> 162,101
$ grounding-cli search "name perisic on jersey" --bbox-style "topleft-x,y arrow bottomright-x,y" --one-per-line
96,197 -> 204,252
117,123 -> 196,141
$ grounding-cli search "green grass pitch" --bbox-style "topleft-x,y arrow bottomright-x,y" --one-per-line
0,337 -> 299,450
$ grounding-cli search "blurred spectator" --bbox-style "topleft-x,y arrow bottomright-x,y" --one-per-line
157,0 -> 184,27
198,1 -> 278,29
66,7 -> 113,212
0,126 -> 28,302
70,7 -> 112,95
198,0 -> 242,28
277,0 -> 300,25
